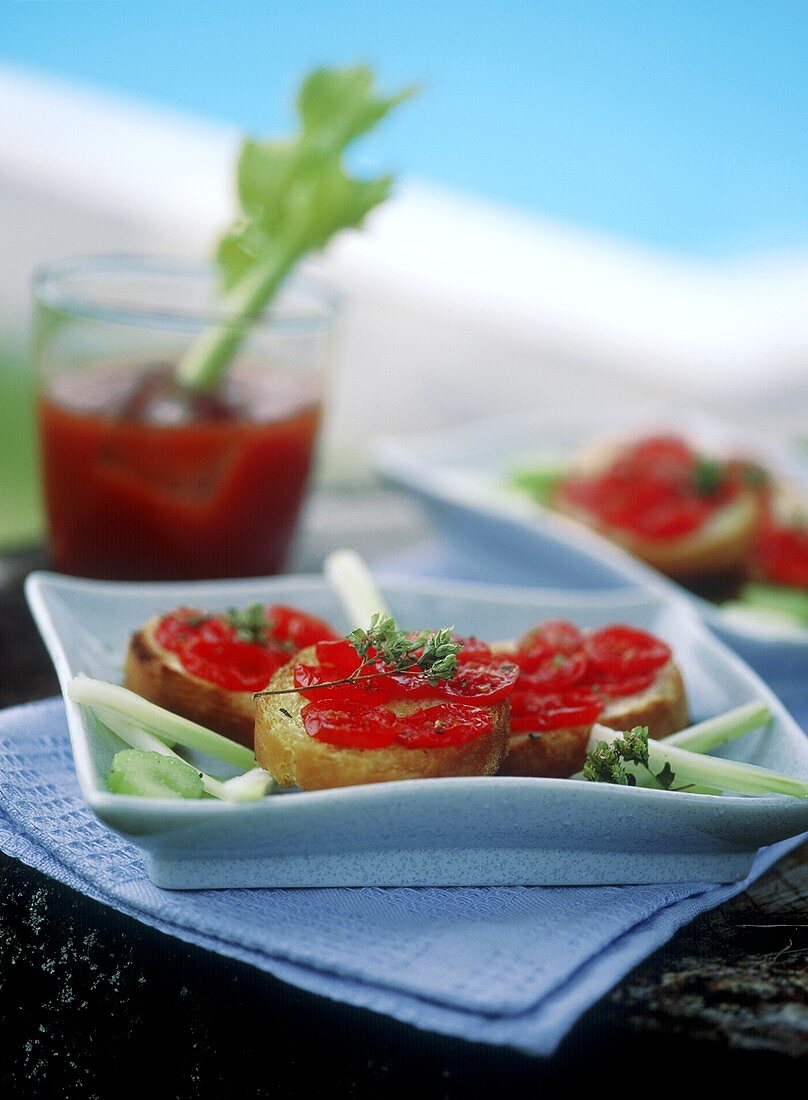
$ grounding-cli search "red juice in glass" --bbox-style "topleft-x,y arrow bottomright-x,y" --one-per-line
34,259 -> 337,581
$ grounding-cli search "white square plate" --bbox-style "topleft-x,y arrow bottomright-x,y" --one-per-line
26,569 -> 808,889
373,403 -> 808,706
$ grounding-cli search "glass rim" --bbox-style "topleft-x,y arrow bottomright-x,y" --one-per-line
33,255 -> 341,335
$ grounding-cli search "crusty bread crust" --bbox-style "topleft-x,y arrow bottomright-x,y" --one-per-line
254,646 -> 511,790
123,616 -> 257,748
499,660 -> 689,779
557,490 -> 759,579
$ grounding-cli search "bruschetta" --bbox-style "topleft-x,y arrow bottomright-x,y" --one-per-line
254,629 -> 518,790
552,434 -> 760,581
124,604 -> 338,747
495,620 -> 689,778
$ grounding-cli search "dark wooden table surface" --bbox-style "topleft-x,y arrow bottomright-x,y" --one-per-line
2,513 -> 807,1097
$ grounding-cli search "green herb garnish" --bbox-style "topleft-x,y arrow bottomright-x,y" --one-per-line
727,583 -> 808,628
582,726 -> 651,787
692,456 -> 725,496
347,613 -> 461,686
257,612 -> 461,698
582,710 -> 808,798
509,465 -> 567,506
226,603 -> 270,645
740,463 -> 770,489
177,65 -> 416,391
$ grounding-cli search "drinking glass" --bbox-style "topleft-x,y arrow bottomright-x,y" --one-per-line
34,256 -> 339,580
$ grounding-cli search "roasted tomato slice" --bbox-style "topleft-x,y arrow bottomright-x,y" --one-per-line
517,650 -> 588,694
754,525 -> 808,590
519,620 -> 585,657
314,639 -> 363,675
301,702 -> 399,748
395,703 -> 494,748
456,635 -> 494,664
509,689 -> 604,732
293,655 -> 401,706
180,637 -> 283,692
618,435 -> 695,479
594,671 -> 656,698
438,661 -> 519,703
627,496 -> 710,540
584,625 -> 670,679
268,604 -> 339,649
558,434 -> 741,541
155,609 -> 233,653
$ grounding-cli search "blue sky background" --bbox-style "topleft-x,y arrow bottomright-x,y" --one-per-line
3,0 -> 808,258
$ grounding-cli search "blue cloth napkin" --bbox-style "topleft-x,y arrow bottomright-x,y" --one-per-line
0,698 -> 804,1057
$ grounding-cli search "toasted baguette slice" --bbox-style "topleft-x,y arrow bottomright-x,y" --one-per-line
124,616 -> 256,748
554,437 -> 760,580
499,660 -> 688,779
557,491 -> 759,580
254,646 -> 511,790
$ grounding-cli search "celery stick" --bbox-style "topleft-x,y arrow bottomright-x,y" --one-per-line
731,583 -> 808,627
587,722 -> 808,798
176,65 -> 414,391
324,548 -> 390,628
108,750 -> 205,800
663,702 -> 771,752
68,676 -> 256,770
509,465 -> 567,506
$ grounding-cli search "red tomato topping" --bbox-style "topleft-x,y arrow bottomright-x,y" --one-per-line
155,609 -> 231,653
155,603 -> 339,693
584,625 -> 671,678
301,703 -> 400,749
753,524 -> 808,590
521,620 -> 585,656
593,671 -> 656,698
438,662 -> 520,704
180,637 -> 283,693
294,658 -> 377,699
628,497 -> 712,540
508,619 -> 670,732
557,434 -> 740,541
268,604 -> 339,649
302,700 -> 494,749
395,703 -> 494,748
618,435 -> 695,479
456,635 -> 494,664
314,639 -> 363,675
517,650 -> 588,694
510,690 -> 604,732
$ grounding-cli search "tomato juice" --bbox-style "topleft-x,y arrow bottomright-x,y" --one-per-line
39,363 -> 321,580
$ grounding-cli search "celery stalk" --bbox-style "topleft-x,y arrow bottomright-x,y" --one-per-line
175,247 -> 297,391
95,705 -> 276,801
68,675 -> 256,771
662,701 -> 771,752
588,721 -> 808,798
98,713 -> 229,799
176,65 -> 414,391
324,548 -> 390,628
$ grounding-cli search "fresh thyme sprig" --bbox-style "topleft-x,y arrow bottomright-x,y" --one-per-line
583,726 -> 678,789
348,613 -> 460,686
254,613 -> 461,698
226,603 -> 271,645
